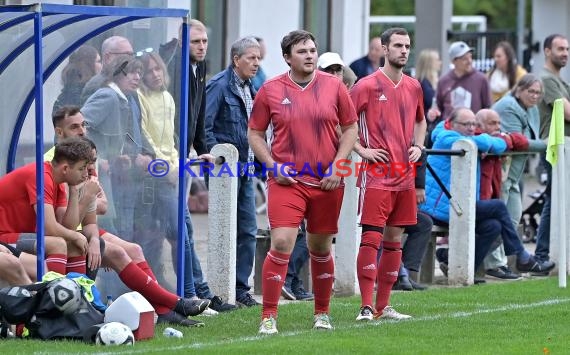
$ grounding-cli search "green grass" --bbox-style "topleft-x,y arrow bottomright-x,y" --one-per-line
1,277 -> 569,354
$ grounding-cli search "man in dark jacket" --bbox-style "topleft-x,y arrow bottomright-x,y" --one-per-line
160,20 -> 236,313
205,36 -> 261,308
349,37 -> 384,82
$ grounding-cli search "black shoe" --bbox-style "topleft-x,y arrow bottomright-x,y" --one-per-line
157,311 -> 205,327
236,293 -> 260,308
439,262 -> 449,277
209,295 -> 237,312
281,285 -> 296,300
174,298 -> 211,317
486,266 -> 522,280
409,278 -> 428,290
517,255 -> 555,274
293,287 -> 314,301
474,277 -> 487,284
392,276 -> 413,291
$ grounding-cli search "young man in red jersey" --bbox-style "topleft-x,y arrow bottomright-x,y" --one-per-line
350,27 -> 427,321
248,30 -> 358,335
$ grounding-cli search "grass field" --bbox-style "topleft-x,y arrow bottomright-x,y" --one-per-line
1,276 -> 568,354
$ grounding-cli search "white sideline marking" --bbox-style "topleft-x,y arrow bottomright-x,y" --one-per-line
48,298 -> 570,355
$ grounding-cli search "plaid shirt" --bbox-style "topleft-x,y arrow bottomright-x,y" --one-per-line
232,70 -> 255,176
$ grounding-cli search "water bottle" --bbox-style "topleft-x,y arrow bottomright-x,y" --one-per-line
106,295 -> 113,307
163,327 -> 183,338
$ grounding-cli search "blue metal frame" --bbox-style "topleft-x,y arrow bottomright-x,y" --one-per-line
176,20 -> 190,297
1,4 -> 189,293
33,10 -> 46,278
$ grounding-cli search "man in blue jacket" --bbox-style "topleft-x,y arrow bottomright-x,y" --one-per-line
421,107 -> 554,274
205,36 -> 261,307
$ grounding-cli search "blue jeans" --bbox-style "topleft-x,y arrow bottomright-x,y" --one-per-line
236,175 -> 257,299
535,154 -> 551,261
185,207 -> 214,299
285,223 -> 309,292
474,199 -> 525,269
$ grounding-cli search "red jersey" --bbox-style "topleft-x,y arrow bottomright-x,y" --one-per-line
249,71 -> 358,185
0,162 -> 67,242
350,70 -> 425,191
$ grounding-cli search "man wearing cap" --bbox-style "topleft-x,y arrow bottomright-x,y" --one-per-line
436,41 -> 492,122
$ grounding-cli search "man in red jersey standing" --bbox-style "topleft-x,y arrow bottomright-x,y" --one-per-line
350,27 -> 427,321
248,30 -> 358,335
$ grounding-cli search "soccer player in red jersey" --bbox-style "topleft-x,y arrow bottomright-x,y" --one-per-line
248,30 -> 358,334
350,27 -> 427,321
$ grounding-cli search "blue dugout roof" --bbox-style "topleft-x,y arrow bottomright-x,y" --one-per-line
0,3 -> 191,294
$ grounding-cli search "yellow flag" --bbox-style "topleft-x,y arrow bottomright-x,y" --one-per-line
546,99 -> 565,166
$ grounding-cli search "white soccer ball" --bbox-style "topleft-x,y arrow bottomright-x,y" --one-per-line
47,278 -> 82,315
95,322 -> 135,346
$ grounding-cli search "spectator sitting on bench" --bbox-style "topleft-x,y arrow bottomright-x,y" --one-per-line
420,107 -> 555,275
392,153 -> 430,291
476,108 -> 530,281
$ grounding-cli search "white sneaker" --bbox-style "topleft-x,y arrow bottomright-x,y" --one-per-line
356,305 -> 374,321
258,316 -> 278,335
376,306 -> 412,320
313,313 -> 334,330
198,307 -> 219,316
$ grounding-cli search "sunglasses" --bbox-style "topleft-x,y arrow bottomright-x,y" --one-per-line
135,47 -> 154,57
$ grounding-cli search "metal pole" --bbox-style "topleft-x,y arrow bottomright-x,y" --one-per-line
517,0 -> 525,64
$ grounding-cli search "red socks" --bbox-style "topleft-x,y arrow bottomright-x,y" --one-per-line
45,254 -> 67,274
118,262 -> 177,315
136,261 -> 157,281
310,251 -> 334,315
261,250 -> 290,319
357,230 -> 382,307
66,255 -> 86,274
375,241 -> 401,313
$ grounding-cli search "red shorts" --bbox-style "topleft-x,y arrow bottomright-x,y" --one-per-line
360,188 -> 417,227
267,180 -> 344,234
98,228 -> 107,237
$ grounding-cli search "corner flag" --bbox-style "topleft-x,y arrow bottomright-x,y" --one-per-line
546,98 -> 565,166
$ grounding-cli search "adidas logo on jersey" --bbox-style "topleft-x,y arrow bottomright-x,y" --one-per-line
378,94 -> 387,101
281,97 -> 291,105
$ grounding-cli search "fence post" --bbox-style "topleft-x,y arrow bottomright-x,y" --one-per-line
334,152 -> 361,296
552,137 -> 570,278
207,143 -> 239,302
448,139 -> 477,286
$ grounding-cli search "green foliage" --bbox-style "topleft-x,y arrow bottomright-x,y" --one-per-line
0,277 -> 568,354
371,0 -> 532,30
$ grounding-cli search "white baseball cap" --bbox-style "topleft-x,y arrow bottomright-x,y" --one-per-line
317,52 -> 344,69
449,41 -> 473,60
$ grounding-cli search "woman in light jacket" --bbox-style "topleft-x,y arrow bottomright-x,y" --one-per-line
492,74 -> 546,228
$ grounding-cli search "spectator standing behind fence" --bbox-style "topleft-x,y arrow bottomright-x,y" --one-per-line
535,34 -> 570,271
350,27 -> 426,322
80,36 -> 134,105
487,41 -> 527,103
349,37 -> 385,82
421,108 -> 555,276
160,21 -> 234,313
436,41 -> 492,122
249,30 -> 358,334
137,50 -> 201,305
493,74 -> 547,268
53,45 -> 102,116
415,49 -> 443,147
81,55 -> 154,243
205,36 -> 261,308
251,37 -> 267,91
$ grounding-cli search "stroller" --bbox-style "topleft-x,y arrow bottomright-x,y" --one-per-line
519,189 -> 546,243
